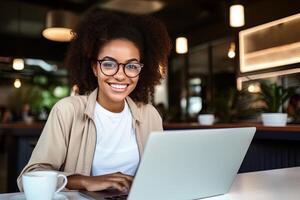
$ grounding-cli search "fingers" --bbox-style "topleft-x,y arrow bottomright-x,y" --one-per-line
112,172 -> 134,182
110,181 -> 128,193
85,180 -> 125,192
105,173 -> 133,192
84,173 -> 133,192
108,177 -> 131,190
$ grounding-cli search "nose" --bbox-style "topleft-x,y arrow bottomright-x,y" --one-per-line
113,64 -> 126,80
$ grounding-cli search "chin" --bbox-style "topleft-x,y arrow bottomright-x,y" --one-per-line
108,93 -> 129,103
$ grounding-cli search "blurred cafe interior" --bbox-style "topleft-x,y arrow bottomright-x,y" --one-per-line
1,0 -> 300,194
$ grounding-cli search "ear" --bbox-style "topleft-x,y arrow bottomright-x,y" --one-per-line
92,63 -> 98,77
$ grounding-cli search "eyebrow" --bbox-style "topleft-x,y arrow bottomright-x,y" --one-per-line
101,56 -> 139,63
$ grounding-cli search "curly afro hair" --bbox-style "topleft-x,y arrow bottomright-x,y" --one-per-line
65,9 -> 172,104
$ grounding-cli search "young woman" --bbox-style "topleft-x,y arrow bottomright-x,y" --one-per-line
17,9 -> 171,192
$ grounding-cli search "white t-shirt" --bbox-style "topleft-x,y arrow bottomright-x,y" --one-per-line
91,101 -> 140,176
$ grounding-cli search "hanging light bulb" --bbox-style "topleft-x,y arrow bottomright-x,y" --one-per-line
13,58 -> 24,70
14,2 -> 24,70
228,42 -> 236,58
230,4 -> 245,27
247,83 -> 261,93
176,37 -> 188,54
14,78 -> 22,88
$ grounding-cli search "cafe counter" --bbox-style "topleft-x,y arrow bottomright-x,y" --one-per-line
164,122 -> 300,140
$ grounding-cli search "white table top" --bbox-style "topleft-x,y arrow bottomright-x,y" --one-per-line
1,167 -> 300,200
0,191 -> 88,200
204,167 -> 300,200
226,166 -> 300,200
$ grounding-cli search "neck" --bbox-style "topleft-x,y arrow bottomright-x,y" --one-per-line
97,95 -> 125,113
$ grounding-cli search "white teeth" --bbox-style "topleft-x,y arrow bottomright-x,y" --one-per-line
110,84 -> 127,89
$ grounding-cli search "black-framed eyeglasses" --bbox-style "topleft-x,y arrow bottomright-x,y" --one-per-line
96,59 -> 143,78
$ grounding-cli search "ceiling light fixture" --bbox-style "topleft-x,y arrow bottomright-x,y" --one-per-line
13,2 -> 24,71
247,83 -> 261,93
42,10 -> 78,42
13,58 -> 24,70
99,0 -> 165,14
14,78 -> 22,88
176,37 -> 188,54
230,4 -> 245,27
228,42 -> 236,58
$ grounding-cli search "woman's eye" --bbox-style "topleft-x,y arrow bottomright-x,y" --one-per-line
126,64 -> 139,70
103,61 -> 116,68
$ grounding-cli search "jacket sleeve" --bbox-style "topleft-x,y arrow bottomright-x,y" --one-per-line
148,104 -> 163,132
17,102 -> 73,191
142,104 -> 163,133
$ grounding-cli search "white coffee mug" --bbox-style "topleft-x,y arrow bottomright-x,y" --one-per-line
22,171 -> 68,200
198,114 -> 215,125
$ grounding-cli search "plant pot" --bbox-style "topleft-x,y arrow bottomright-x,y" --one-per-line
198,114 -> 215,125
261,113 -> 288,126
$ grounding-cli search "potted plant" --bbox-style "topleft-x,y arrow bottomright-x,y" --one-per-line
198,100 -> 215,125
258,81 -> 296,126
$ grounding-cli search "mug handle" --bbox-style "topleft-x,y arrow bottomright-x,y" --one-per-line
55,174 -> 68,193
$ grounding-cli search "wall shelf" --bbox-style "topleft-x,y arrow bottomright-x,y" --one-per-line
239,13 -> 300,73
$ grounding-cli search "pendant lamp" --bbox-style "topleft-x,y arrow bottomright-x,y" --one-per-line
13,2 -> 24,70
230,4 -> 245,27
176,37 -> 188,54
42,10 -> 78,42
13,58 -> 24,70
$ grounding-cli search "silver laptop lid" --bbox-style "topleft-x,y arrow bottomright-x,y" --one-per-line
128,127 -> 256,200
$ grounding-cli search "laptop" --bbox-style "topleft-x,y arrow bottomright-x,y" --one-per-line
80,127 -> 256,200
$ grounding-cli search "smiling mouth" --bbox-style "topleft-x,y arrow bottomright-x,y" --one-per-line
109,83 -> 128,90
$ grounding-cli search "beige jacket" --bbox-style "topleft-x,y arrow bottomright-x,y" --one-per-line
17,89 -> 163,191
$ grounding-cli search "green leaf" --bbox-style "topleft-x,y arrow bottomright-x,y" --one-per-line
258,81 -> 298,113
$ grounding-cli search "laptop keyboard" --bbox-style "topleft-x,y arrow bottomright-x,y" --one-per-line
104,194 -> 128,200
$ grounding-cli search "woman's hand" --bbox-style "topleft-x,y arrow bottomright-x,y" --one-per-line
67,172 -> 133,192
